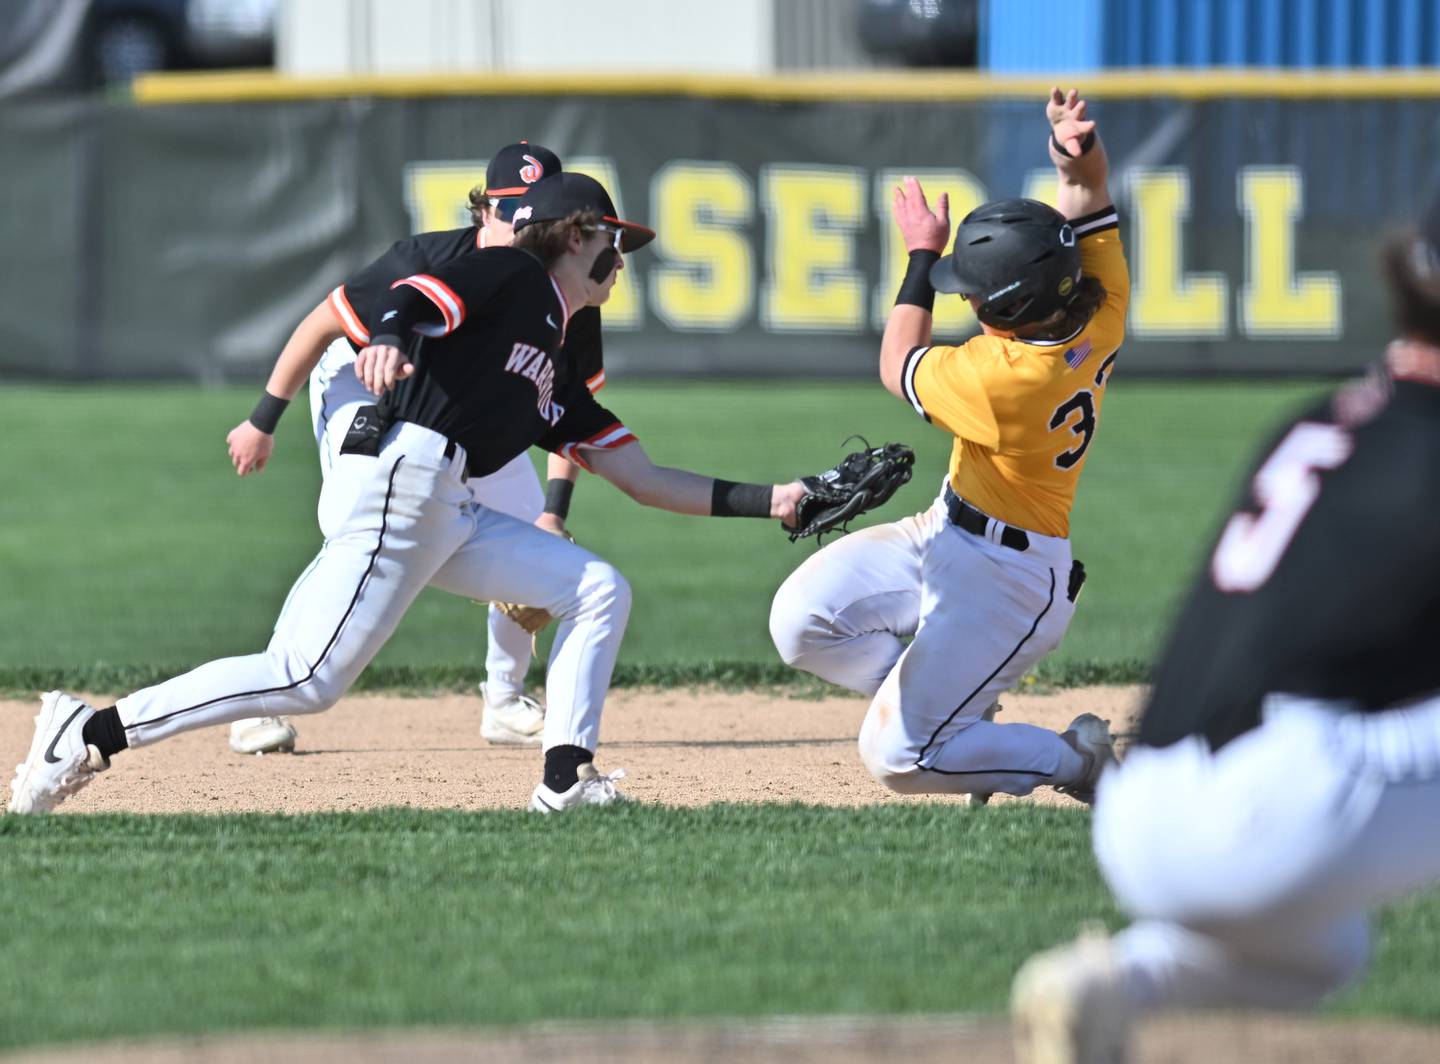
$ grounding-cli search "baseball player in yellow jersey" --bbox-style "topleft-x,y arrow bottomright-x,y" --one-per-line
770,88 -> 1128,803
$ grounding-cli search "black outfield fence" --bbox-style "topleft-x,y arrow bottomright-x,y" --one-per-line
3,76 -> 1436,379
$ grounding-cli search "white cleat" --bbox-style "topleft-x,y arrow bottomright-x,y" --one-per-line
1011,931 -> 1130,1064
229,716 -> 298,755
8,691 -> 110,814
480,685 -> 545,746
529,763 -> 629,813
1054,713 -> 1117,806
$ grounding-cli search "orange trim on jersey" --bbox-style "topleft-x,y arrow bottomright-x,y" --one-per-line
556,442 -> 593,471
555,421 -> 637,472
329,286 -> 370,346
581,422 -> 635,448
391,274 -> 466,335
586,369 -> 607,393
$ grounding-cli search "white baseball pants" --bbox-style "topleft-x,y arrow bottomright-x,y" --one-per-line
118,423 -> 629,752
311,339 -> 543,700
1095,693 -> 1440,1010
769,488 -> 1081,797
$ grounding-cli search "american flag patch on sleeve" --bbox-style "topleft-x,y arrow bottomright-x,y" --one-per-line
1064,339 -> 1093,369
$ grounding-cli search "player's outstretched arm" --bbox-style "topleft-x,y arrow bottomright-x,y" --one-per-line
1047,86 -> 1112,220
879,177 -> 949,400
587,441 -> 805,525
226,299 -> 347,476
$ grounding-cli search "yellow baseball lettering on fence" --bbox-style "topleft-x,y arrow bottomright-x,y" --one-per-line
1238,167 -> 1342,338
649,162 -> 755,331
761,166 -> 867,332
1127,168 -> 1228,338
567,157 -> 643,329
405,156 -> 1345,345
872,168 -> 986,335
404,161 -> 485,234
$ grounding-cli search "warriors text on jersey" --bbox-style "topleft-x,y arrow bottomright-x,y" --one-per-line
328,226 -> 608,396
899,206 -> 1128,537
1139,342 -> 1440,752
367,246 -> 634,477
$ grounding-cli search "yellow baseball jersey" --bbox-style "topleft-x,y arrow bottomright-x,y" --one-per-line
899,205 -> 1128,538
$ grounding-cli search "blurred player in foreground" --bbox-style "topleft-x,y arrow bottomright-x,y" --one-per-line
1012,197 -> 1440,1063
770,88 -> 1129,804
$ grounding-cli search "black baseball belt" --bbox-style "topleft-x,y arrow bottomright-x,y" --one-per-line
340,407 -> 467,479
943,484 -> 1030,552
943,484 -> 1087,602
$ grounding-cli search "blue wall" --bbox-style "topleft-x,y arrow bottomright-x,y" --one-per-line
984,0 -> 1440,72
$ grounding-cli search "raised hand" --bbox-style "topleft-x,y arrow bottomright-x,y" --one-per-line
1048,86 -> 1097,157
891,176 -> 951,255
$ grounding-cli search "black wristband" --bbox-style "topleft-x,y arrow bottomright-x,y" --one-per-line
1051,130 -> 1097,158
711,479 -> 773,518
896,249 -> 940,311
543,477 -> 575,520
248,391 -> 289,434
369,333 -> 404,349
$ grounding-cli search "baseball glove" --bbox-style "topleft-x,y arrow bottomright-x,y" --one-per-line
493,600 -> 555,636
786,440 -> 915,542
490,529 -> 576,635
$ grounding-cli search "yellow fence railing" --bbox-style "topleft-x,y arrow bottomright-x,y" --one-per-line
132,67 -> 1440,106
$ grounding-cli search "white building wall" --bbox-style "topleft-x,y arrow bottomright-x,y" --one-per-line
278,0 -> 774,75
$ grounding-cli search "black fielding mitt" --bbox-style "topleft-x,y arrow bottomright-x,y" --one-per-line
787,440 -> 915,542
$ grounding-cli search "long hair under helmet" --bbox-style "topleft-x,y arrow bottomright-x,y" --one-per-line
930,198 -> 1082,329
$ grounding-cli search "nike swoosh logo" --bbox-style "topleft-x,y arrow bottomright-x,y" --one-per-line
546,314 -> 558,329
43,704 -> 89,764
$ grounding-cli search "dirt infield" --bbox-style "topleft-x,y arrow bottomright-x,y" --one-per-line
4,685 -> 1434,1062
0,684 -> 1142,813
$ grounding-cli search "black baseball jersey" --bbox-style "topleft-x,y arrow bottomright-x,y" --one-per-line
365,246 -> 635,478
328,226 -> 607,396
1138,351 -> 1440,752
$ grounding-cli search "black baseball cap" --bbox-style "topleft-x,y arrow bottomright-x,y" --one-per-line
484,141 -> 562,197
511,172 -> 656,253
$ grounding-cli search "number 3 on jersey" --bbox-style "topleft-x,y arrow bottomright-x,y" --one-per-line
1211,422 -> 1353,593
1049,391 -> 1095,469
1049,352 -> 1117,470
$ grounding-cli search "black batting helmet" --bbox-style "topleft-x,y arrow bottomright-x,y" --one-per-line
930,198 -> 1082,329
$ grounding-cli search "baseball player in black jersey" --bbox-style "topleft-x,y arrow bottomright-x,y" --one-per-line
1011,199 -> 1440,1063
10,172 -> 812,814
223,142 -> 598,755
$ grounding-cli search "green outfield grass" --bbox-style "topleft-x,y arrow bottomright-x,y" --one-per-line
0,806 -> 1433,1051
0,379 -> 1329,692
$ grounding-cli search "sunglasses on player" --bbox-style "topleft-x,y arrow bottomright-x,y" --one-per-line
491,197 -> 523,222
590,224 -> 624,252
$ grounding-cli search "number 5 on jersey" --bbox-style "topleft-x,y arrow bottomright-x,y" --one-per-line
1211,422 -> 1353,593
